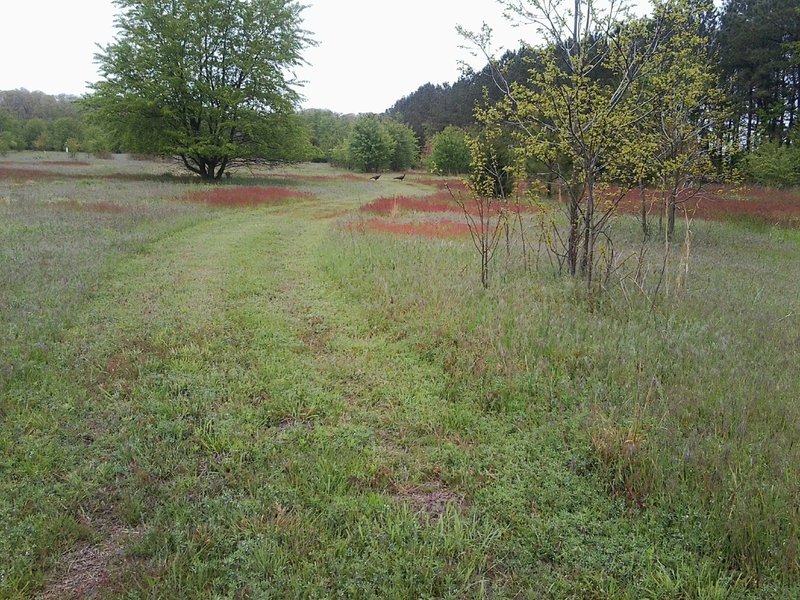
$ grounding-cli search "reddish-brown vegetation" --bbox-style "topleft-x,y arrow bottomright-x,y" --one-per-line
361,193 -> 534,217
0,166 -> 61,180
349,218 -> 470,239
180,186 -> 313,207
360,193 -> 458,215
614,185 -> 800,225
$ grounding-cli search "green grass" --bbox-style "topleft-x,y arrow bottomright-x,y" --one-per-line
1,155 -> 798,598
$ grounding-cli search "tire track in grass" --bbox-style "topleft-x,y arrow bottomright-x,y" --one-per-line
34,206 -> 326,598
252,215 -> 511,596
38,200 -> 499,598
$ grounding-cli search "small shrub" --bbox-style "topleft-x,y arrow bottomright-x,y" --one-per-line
744,142 -> 800,188
429,126 -> 471,175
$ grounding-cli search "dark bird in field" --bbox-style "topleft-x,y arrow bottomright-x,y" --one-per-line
393,173 -> 406,181
369,174 -> 380,180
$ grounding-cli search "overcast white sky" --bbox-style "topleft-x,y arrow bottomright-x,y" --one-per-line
0,0 -> 534,114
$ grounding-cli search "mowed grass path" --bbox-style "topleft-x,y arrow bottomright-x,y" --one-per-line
2,160 -> 798,598
3,174 -> 516,598
2,195 -> 632,598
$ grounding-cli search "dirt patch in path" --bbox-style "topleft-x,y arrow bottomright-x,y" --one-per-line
360,192 -> 535,218
392,481 -> 466,520
40,160 -> 92,167
0,166 -> 66,180
38,523 -> 144,600
179,186 -> 314,207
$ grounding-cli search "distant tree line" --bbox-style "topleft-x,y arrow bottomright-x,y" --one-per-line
0,89 -> 112,155
385,0 -> 800,187
2,0 -> 796,186
0,88 -> 422,174
719,0 -> 800,186
298,110 -> 419,173
719,0 -> 799,149
386,47 -> 536,145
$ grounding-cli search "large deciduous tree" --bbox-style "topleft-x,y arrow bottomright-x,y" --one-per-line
87,0 -> 313,180
299,109 -> 354,162
345,115 -> 396,173
0,109 -> 21,154
384,120 -> 420,171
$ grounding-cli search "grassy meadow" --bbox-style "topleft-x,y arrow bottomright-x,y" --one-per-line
1,154 -> 798,598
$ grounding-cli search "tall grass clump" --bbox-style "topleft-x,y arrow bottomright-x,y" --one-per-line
323,212 -> 800,593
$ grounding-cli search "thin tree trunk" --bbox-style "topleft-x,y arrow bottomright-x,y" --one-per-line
640,183 -> 648,239
746,86 -> 754,152
567,195 -> 579,277
581,174 -> 595,285
667,174 -> 680,241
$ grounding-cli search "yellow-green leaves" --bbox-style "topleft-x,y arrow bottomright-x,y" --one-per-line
470,0 -> 725,279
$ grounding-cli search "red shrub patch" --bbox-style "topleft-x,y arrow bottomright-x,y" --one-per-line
350,218 -> 470,239
40,160 -> 92,166
0,167 -> 60,180
361,193 -> 457,215
180,186 -> 312,207
361,193 -> 534,217
613,185 -> 800,225
414,177 -> 468,191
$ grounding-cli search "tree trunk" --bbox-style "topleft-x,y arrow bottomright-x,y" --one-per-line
567,194 -> 580,277
667,187 -> 677,241
746,86 -> 754,152
181,154 -> 227,180
214,158 -> 228,180
481,249 -> 489,288
639,183 -> 649,239
581,174 -> 595,285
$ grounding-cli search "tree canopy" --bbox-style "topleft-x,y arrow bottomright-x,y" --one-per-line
429,126 -> 471,175
332,115 -> 419,173
299,109 -> 355,162
385,0 -> 798,186
86,0 -> 314,179
719,0 -> 800,149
